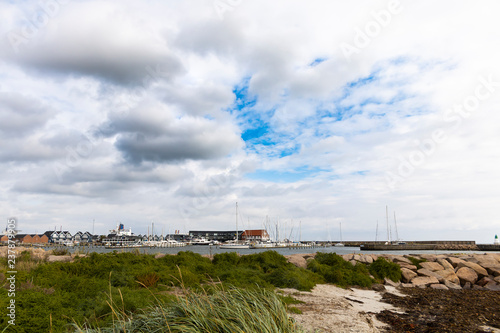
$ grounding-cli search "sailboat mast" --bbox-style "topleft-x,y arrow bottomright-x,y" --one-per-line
375,220 -> 379,242
339,222 -> 343,242
386,205 -> 390,243
394,211 -> 399,241
235,202 -> 238,241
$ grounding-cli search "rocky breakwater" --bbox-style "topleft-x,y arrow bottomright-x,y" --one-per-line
285,252 -> 500,290
382,253 -> 500,290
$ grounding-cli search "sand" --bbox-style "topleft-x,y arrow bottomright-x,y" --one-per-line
281,284 -> 405,333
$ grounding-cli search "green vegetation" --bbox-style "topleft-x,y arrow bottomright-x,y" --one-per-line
407,256 -> 427,269
307,252 -> 373,288
0,249 -> 404,332
52,248 -> 70,256
369,257 -> 402,282
76,285 -> 302,333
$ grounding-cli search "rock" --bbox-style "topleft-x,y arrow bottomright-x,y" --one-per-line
342,254 -> 353,261
155,253 -> 166,259
369,254 -> 379,261
419,254 -> 438,262
399,263 -> 418,271
462,282 -> 472,290
417,268 -> 444,283
446,257 -> 466,268
420,262 -> 444,272
384,277 -> 401,287
434,269 -> 460,285
494,276 -> 500,284
480,263 -> 500,277
456,267 -> 478,285
463,256 -> 479,264
472,285 -> 485,290
484,282 -> 500,291
473,254 -> 499,266
401,283 -> 414,288
437,258 -> 454,271
444,279 -> 462,290
286,254 -> 307,268
349,260 -> 357,266
47,255 -> 72,262
358,254 -> 373,264
401,267 -> 418,283
457,262 -> 488,278
371,284 -> 386,292
390,255 -> 413,265
411,276 -> 439,287
477,276 -> 494,287
430,284 -> 449,290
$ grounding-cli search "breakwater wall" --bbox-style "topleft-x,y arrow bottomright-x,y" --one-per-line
360,241 -> 478,251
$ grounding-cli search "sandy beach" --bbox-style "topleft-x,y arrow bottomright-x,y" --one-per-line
283,284 -> 500,333
281,284 -> 403,333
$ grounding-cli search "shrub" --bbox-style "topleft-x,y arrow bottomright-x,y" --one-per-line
52,248 -> 70,256
307,252 -> 373,288
136,272 -> 160,288
369,257 -> 402,282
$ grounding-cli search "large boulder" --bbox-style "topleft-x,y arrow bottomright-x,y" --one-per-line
419,254 -> 438,262
446,257 -> 466,268
477,276 -> 495,287
434,269 -> 460,285
420,261 -> 444,272
401,267 -> 417,283
430,284 -> 449,290
399,263 -> 418,271
388,255 -> 413,265
457,262 -> 488,278
417,268 -> 444,283
437,258 -> 454,271
479,263 -> 500,277
342,254 -> 353,261
358,254 -> 373,264
456,267 -> 478,285
484,282 -> 500,291
473,254 -> 499,266
384,277 -> 401,287
411,276 -> 439,287
286,254 -> 307,269
444,279 -> 462,290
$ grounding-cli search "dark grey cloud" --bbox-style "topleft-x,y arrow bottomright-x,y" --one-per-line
2,2 -> 184,86
99,104 -> 242,165
115,125 -> 240,164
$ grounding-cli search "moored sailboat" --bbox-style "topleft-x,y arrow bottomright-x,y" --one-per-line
219,202 -> 250,249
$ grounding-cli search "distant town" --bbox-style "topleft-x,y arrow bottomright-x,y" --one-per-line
1,222 -> 297,249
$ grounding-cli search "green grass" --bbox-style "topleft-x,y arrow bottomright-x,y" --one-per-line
76,285 -> 303,333
307,252 -> 373,288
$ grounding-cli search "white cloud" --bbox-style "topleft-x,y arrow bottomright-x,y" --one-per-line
0,0 -> 499,243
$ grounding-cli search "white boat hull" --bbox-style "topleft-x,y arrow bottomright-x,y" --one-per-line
219,244 -> 250,249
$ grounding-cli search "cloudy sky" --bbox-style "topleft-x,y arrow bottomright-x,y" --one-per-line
1,0 -> 499,243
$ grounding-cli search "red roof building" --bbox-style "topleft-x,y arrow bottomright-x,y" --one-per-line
241,229 -> 270,242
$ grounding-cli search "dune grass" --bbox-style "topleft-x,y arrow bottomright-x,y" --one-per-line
75,284 -> 302,333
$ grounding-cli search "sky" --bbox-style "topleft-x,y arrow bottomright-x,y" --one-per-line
1,0 -> 499,243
